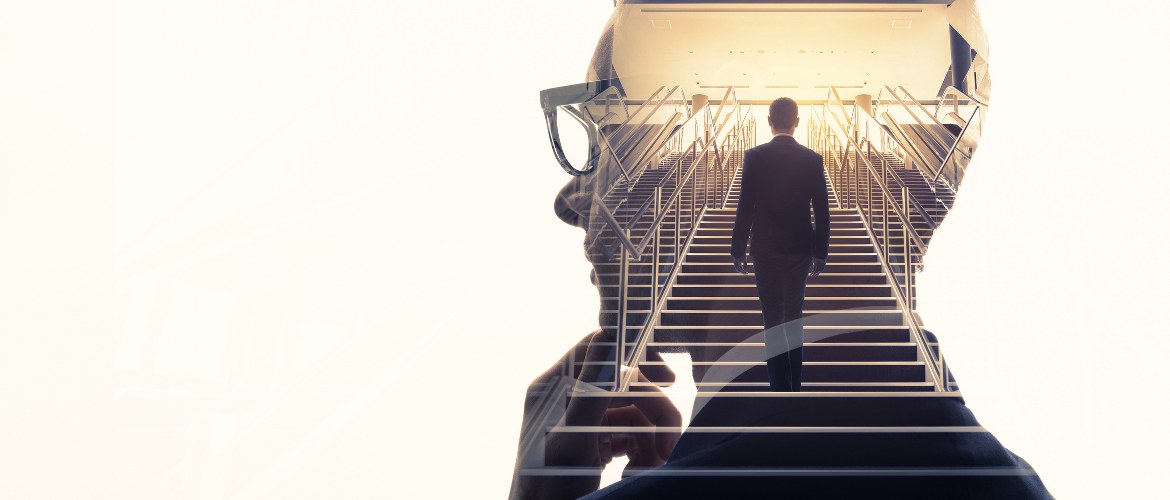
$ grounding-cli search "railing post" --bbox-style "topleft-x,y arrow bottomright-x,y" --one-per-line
700,146 -> 706,208
675,179 -> 682,258
690,151 -> 697,224
717,141 -> 724,208
716,138 -> 725,208
942,356 -> 950,391
902,186 -> 912,307
851,147 -> 858,209
865,166 -> 871,222
882,189 -> 889,263
652,186 -> 661,306
616,229 -> 629,388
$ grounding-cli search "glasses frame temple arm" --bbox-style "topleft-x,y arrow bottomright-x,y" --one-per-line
541,82 -> 611,176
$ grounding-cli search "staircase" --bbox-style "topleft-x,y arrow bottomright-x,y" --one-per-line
513,145 -> 988,494
631,157 -> 939,392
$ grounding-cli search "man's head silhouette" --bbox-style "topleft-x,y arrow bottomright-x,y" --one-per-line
768,97 -> 800,134
514,3 -> 1055,499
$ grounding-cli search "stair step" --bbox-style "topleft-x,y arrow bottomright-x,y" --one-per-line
672,342 -> 920,362
634,360 -> 925,383
629,381 -> 936,392
649,327 -> 910,343
663,296 -> 894,309
656,310 -> 904,327
669,284 -> 892,298
677,273 -> 890,285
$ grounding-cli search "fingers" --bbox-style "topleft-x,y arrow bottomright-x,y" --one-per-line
595,370 -> 685,467
604,405 -> 662,467
621,370 -> 683,461
565,367 -> 683,470
597,412 -> 614,465
809,259 -> 825,276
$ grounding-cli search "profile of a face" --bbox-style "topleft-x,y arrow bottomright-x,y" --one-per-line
514,3 -> 1049,499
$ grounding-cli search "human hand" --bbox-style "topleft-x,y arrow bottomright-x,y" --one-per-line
809,257 -> 826,276
732,256 -> 749,275
592,371 -> 682,472
548,368 -> 682,471
514,331 -> 682,499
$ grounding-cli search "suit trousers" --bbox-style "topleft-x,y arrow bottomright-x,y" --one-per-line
752,252 -> 812,392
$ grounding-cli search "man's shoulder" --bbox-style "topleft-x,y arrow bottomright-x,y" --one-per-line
750,139 -> 821,157
792,142 -> 823,161
745,143 -> 768,157
749,142 -> 822,170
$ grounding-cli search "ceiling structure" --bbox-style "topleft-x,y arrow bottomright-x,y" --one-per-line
611,2 -> 955,102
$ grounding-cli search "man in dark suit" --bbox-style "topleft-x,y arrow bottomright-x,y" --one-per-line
730,97 -> 830,392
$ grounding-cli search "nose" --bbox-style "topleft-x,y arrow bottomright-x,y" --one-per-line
553,176 -> 592,229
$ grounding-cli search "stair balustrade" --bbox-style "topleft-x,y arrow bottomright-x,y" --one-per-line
517,86 -> 755,467
811,98 -> 953,393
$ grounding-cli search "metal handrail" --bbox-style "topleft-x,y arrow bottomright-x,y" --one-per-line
609,86 -> 681,163
708,86 -> 735,133
826,87 -> 938,230
935,85 -> 989,113
813,109 -> 948,392
717,110 -> 750,209
589,121 -> 705,258
623,111 -> 686,185
583,85 -> 630,128
597,119 -> 727,260
583,89 -> 707,255
821,109 -> 930,252
928,86 -> 986,188
881,85 -> 988,192
886,86 -> 965,161
592,85 -> 668,184
932,105 -> 981,188
617,205 -> 707,392
603,88 -> 748,255
869,86 -> 984,195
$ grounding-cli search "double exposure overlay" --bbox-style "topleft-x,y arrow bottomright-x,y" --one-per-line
511,1 -> 1051,498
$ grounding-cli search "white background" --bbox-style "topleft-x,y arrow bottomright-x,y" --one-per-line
0,1 -> 1167,498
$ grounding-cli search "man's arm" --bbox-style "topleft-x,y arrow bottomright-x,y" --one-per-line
509,330 -> 681,500
730,149 -> 756,261
811,154 -> 830,261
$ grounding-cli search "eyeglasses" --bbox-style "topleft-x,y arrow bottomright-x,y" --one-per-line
539,80 -> 625,176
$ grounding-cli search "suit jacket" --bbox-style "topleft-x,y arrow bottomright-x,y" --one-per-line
579,394 -> 1052,499
579,359 -> 1053,499
730,134 -> 830,260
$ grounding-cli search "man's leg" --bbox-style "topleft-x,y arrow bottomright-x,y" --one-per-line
754,253 -> 809,392
778,253 -> 813,391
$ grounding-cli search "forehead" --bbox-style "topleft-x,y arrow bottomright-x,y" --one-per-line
607,2 -> 954,102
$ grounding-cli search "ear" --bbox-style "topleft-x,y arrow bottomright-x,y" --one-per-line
794,116 -> 800,128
